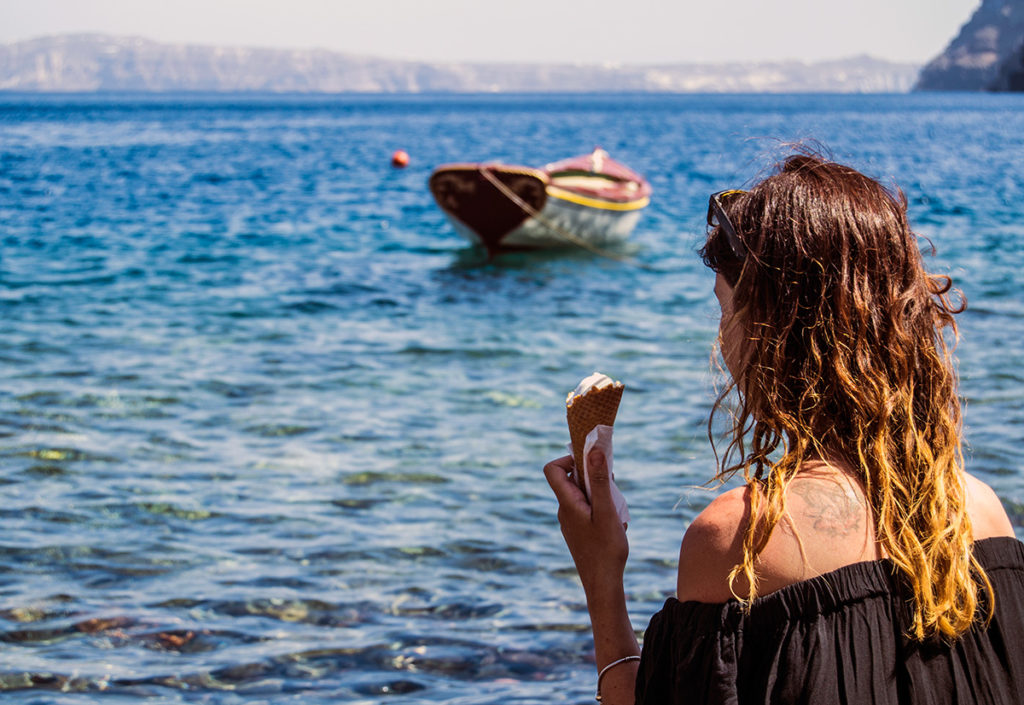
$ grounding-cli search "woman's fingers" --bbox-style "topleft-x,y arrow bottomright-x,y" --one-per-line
543,455 -> 580,504
544,454 -> 596,529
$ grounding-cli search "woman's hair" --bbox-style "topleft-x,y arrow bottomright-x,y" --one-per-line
700,151 -> 990,641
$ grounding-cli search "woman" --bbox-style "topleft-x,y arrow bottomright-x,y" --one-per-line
545,153 -> 1023,704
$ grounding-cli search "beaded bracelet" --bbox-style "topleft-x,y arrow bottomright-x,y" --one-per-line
595,654 -> 641,702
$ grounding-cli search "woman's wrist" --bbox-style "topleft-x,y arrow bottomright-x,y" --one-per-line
584,576 -> 626,610
586,582 -> 639,703
596,654 -> 641,702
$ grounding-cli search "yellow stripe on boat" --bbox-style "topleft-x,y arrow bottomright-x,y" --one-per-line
545,185 -> 650,211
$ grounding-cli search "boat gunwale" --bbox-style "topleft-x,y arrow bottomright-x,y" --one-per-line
545,185 -> 650,211
429,163 -> 550,184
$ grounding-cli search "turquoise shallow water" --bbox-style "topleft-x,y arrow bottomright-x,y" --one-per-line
1,93 -> 1023,703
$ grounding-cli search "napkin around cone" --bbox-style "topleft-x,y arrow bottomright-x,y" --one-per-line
566,382 -> 624,487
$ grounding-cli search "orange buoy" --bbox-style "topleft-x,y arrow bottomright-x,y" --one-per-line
391,149 -> 409,168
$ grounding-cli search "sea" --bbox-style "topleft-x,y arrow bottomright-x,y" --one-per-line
1,92 -> 1022,704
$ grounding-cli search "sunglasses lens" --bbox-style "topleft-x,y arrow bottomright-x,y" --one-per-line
708,191 -> 739,225
707,190 -> 747,259
707,199 -> 723,228
708,198 -> 730,229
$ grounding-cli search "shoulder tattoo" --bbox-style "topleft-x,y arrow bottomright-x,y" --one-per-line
789,480 -> 864,538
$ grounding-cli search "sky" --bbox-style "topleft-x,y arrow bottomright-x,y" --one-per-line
0,0 -> 980,65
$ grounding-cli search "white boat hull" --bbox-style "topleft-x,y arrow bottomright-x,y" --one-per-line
446,193 -> 643,251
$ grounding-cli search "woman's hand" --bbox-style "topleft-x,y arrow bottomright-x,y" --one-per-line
545,450 -> 639,705
544,449 -> 629,599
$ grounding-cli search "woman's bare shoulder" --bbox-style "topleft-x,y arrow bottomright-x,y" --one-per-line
965,473 -> 1015,540
675,471 -> 1016,606
675,487 -> 750,603
675,471 -> 878,604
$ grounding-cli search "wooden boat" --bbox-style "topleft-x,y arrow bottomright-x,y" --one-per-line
429,149 -> 651,255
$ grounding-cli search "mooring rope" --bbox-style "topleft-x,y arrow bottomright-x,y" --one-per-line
478,166 -> 655,270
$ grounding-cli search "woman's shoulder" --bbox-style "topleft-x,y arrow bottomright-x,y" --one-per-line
675,471 -> 1017,605
676,470 -> 879,603
675,486 -> 752,603
965,473 -> 1015,540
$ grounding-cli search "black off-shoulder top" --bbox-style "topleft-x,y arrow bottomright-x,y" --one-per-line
635,537 -> 1024,704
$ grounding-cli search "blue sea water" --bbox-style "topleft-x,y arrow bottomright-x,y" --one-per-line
1,92 -> 1022,704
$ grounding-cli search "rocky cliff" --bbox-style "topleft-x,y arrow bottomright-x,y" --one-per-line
990,38 -> 1024,89
915,0 -> 1024,90
0,34 -> 919,94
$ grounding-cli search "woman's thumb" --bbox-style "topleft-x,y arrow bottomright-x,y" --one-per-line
588,447 -> 609,482
587,446 -> 615,514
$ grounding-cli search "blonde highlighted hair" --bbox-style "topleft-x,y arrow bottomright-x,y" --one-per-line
700,152 -> 990,641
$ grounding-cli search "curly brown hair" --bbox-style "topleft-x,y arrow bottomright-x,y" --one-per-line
700,152 -> 991,641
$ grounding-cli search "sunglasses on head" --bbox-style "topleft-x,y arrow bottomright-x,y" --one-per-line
707,189 -> 748,259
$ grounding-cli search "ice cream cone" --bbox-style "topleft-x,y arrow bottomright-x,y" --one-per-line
566,376 -> 624,490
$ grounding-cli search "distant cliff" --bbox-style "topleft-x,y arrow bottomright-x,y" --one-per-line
0,34 -> 919,94
990,37 -> 1024,89
916,0 -> 1024,90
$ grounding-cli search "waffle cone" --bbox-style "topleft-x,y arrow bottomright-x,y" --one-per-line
566,383 -> 624,489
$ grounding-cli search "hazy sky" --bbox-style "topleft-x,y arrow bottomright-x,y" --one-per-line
1,0 -> 979,65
